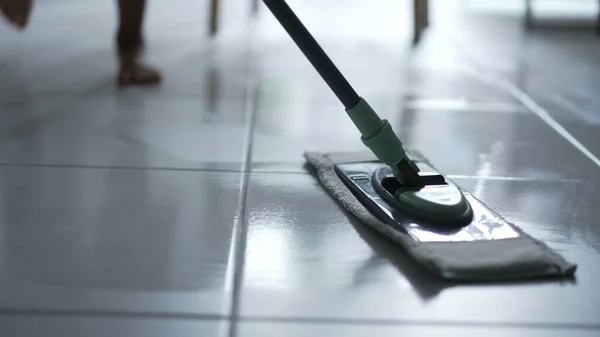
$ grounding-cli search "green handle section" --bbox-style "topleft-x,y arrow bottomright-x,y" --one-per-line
345,98 -> 384,139
346,98 -> 413,168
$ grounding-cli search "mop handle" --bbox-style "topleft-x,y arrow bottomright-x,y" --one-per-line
261,0 -> 360,110
262,0 -> 423,186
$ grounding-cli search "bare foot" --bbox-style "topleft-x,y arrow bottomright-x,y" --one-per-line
118,62 -> 161,87
118,52 -> 161,87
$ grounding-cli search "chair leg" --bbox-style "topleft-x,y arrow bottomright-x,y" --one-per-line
210,0 -> 219,35
412,0 -> 428,45
525,0 -> 533,28
423,0 -> 429,27
596,0 -> 600,35
252,0 -> 259,15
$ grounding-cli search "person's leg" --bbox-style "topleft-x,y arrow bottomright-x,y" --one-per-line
116,0 -> 160,86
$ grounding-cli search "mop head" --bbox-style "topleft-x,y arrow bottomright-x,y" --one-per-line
304,150 -> 577,282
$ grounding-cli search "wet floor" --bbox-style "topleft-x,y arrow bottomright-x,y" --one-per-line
0,0 -> 599,336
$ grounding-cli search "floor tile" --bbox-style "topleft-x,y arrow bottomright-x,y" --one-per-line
238,321 -> 599,337
251,104 -> 594,180
239,172 -> 600,325
0,97 -> 249,170
527,86 -> 600,160
146,45 -> 252,102
0,315 -> 228,337
0,167 -> 241,315
0,98 -> 64,134
2,0 -> 599,331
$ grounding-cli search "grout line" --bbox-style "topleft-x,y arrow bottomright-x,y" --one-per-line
0,92 -> 253,101
250,169 -> 310,175
446,174 -> 581,183
0,308 -> 228,321
7,160 -> 579,183
1,307 -> 599,332
225,28 -> 261,337
403,99 -> 528,113
237,316 -> 600,331
226,85 -> 259,337
0,162 -> 244,174
250,169 -> 582,183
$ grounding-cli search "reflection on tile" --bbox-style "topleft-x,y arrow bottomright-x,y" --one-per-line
0,98 -> 64,134
238,321 -> 599,337
255,46 -> 406,107
0,315 -> 228,337
451,178 -> 600,256
240,173 -> 600,325
0,42 -> 114,100
0,42 -> 251,103
0,97 -> 248,170
0,167 -> 241,315
396,109 -> 595,180
256,47 -> 520,107
251,104 -> 595,180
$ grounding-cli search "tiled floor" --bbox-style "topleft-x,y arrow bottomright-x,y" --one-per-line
1,0 -> 599,336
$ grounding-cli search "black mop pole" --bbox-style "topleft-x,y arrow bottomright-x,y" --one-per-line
262,0 -> 423,186
261,0 -> 361,110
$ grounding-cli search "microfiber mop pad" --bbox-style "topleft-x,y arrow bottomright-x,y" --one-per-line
305,150 -> 577,282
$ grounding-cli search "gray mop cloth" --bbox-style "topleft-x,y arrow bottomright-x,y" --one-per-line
304,150 -> 577,282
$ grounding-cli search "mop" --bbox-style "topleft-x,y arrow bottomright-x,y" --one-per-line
262,0 -> 577,281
